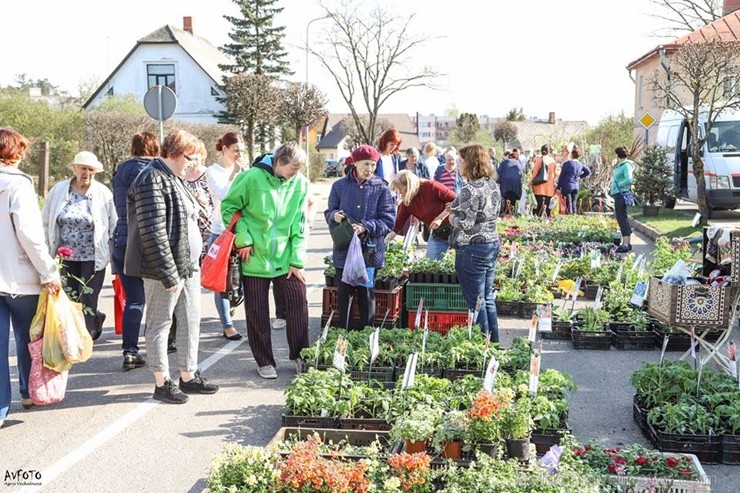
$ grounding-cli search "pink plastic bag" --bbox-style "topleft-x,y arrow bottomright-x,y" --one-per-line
28,338 -> 68,406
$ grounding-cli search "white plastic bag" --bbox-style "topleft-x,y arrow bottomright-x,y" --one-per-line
341,233 -> 369,287
661,259 -> 691,284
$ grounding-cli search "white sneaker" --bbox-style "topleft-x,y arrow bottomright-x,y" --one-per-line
272,318 -> 287,330
257,365 -> 277,379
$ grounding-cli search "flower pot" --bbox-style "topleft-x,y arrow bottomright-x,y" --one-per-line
442,441 -> 463,459
405,439 -> 428,454
325,275 -> 335,287
476,442 -> 498,458
505,438 -> 531,462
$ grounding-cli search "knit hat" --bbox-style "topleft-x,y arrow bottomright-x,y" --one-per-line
351,145 -> 380,163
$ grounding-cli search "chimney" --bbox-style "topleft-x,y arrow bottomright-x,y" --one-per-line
183,16 -> 193,34
548,112 -> 556,124
724,0 -> 740,15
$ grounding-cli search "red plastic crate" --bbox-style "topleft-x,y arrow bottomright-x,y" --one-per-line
322,286 -> 403,321
407,310 -> 470,335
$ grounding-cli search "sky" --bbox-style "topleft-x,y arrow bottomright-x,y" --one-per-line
1,0 -> 676,126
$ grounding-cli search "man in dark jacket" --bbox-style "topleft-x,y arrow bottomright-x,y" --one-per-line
126,129 -> 219,404
398,147 -> 430,179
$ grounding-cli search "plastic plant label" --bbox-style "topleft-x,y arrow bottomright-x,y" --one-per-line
690,328 -> 697,364
659,335 -> 669,366
529,341 -> 542,396
590,250 -> 601,269
537,304 -> 552,332
414,297 -> 424,329
369,327 -> 380,365
593,287 -> 604,310
528,314 -> 538,343
552,260 -> 563,283
616,262 -> 624,283
320,310 -> 333,343
629,281 -> 647,306
333,336 -> 347,372
483,355 -> 499,393
692,212 -> 701,227
401,352 -> 418,390
631,254 -> 644,272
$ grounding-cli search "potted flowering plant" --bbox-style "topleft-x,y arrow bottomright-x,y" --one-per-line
502,397 -> 534,461
432,410 -> 468,460
390,406 -> 440,454
386,452 -> 433,493
206,443 -> 280,493
465,389 -> 513,456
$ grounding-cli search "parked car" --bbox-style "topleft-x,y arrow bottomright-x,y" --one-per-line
325,160 -> 339,177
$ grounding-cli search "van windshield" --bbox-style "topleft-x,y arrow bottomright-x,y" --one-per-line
707,121 -> 740,152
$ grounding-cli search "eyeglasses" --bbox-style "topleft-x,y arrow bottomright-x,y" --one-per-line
183,154 -> 197,162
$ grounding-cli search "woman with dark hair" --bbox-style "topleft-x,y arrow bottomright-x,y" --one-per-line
450,144 -> 502,343
610,146 -> 635,253
556,144 -> 591,214
112,131 -> 159,370
205,132 -> 245,341
376,128 -> 402,183
0,127 -> 62,425
530,144 -> 557,217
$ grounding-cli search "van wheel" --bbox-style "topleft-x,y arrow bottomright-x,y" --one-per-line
663,197 -> 676,209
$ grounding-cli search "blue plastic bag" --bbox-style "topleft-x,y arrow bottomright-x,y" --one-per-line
342,233 -> 369,287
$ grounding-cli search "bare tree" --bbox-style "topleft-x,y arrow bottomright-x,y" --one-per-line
84,111 -> 150,181
493,121 -> 518,150
222,73 -> 282,161
311,1 -> 439,145
340,116 -> 393,150
650,0 -> 721,35
280,82 -> 328,147
651,38 -> 740,223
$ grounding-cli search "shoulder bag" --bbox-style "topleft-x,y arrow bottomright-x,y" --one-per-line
201,211 -> 241,292
532,157 -> 549,185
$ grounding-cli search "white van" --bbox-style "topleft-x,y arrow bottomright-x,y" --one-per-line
655,108 -> 740,217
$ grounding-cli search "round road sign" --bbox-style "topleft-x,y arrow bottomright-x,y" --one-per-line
143,85 -> 177,121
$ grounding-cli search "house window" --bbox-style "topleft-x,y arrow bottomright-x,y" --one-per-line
211,86 -> 220,96
147,64 -> 176,92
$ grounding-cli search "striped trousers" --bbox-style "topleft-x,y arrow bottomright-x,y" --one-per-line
241,274 -> 309,368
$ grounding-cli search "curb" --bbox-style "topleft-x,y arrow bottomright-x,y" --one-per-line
628,216 -> 661,242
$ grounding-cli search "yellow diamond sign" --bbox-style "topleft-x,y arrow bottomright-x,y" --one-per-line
639,112 -> 655,128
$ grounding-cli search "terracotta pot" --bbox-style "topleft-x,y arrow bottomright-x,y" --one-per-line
442,441 -> 462,460
405,439 -> 428,454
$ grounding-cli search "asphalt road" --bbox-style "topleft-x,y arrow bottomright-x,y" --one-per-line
1,182 -> 735,492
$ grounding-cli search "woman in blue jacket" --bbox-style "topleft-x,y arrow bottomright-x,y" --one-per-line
556,145 -> 591,214
325,145 -> 396,330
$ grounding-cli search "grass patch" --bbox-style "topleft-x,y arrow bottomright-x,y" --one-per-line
627,207 -> 702,239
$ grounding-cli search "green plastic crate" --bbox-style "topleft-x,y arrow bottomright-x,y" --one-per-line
404,283 -> 468,311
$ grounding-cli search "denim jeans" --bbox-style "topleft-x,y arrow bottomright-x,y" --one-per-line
426,234 -> 449,260
0,293 -> 39,420
112,245 -> 144,355
208,233 -> 234,329
613,193 -> 632,236
455,241 -> 500,342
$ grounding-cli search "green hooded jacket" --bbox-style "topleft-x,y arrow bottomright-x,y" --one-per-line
221,155 -> 308,278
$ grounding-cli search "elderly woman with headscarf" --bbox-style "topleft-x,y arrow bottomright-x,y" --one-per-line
42,151 -> 116,341
326,145 -> 396,330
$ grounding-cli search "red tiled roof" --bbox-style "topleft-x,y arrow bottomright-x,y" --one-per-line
626,11 -> 740,70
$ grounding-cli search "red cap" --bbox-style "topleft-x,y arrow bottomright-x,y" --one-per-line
351,144 -> 380,163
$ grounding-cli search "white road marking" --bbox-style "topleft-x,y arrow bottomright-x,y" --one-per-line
18,339 -> 245,493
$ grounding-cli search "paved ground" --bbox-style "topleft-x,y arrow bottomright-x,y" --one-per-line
1,182 -> 735,492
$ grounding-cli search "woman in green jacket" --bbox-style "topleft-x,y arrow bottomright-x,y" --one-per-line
221,142 -> 309,380
610,146 -> 635,253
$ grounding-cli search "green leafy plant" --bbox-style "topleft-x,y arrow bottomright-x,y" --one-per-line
390,405 -> 441,443
502,397 -> 534,439
432,410 -> 468,451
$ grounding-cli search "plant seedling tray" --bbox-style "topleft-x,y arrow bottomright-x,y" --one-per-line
280,415 -> 339,429
611,330 -> 655,350
648,422 -> 723,465
571,329 -> 611,350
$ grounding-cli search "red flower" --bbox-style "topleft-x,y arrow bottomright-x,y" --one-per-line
571,447 -> 586,457
678,467 -> 693,477
56,246 -> 74,258
666,456 -> 680,468
635,456 -> 648,466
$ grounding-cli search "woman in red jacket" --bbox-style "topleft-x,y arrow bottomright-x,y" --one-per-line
386,170 -> 456,260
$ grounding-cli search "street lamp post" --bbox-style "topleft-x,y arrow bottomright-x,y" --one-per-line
304,14 -> 331,182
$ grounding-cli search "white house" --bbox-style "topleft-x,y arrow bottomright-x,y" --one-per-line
83,17 -> 230,123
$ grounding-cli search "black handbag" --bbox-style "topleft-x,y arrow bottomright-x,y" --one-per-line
532,157 -> 549,185
329,216 -> 356,249
219,251 -> 244,308
431,223 -> 454,240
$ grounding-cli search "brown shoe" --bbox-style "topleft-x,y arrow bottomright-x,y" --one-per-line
21,398 -> 35,409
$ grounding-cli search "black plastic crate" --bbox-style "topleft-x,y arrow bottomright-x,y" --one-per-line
339,417 -> 392,431
612,330 -> 655,350
649,422 -> 722,465
532,425 -> 570,455
281,415 -> 339,429
442,367 -> 482,381
721,434 -> 740,465
652,329 -> 692,351
495,300 -> 519,316
268,427 -> 392,459
632,394 -> 650,439
571,329 -> 612,350
307,363 -> 396,383
517,302 -> 538,319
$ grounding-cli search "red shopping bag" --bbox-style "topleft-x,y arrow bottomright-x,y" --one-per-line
201,212 -> 241,292
112,275 -> 125,335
